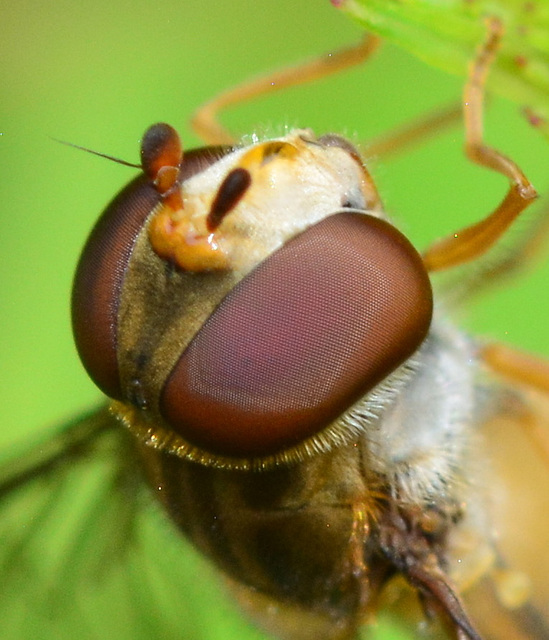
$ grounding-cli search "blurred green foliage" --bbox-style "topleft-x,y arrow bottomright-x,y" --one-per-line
335,0 -> 549,136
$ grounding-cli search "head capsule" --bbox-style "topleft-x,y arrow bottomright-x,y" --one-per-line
72,124 -> 433,469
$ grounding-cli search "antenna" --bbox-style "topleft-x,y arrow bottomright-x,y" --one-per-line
51,137 -> 141,168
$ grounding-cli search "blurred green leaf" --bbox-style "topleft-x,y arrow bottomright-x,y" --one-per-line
334,0 -> 549,136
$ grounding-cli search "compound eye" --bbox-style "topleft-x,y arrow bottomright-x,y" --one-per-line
72,124 -> 234,401
160,211 -> 433,459
72,175 -> 159,400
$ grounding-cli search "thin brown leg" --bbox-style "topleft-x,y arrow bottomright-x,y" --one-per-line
422,18 -> 538,273
481,342 -> 549,464
481,343 -> 549,396
439,199 -> 549,306
362,102 -> 462,160
191,35 -> 381,145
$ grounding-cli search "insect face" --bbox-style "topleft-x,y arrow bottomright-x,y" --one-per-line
72,127 -> 433,468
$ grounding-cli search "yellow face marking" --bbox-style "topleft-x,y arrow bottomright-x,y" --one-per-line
147,140 -> 302,272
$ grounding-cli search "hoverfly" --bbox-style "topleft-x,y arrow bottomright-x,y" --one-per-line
2,8 -> 549,640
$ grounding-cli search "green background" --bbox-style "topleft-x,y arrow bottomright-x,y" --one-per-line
1,1 -> 549,638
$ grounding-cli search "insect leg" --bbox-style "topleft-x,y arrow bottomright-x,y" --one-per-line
362,102 -> 462,160
441,201 -> 549,306
481,343 -> 549,396
191,35 -> 380,145
481,342 -> 549,464
422,17 -> 538,273
378,505 -> 483,640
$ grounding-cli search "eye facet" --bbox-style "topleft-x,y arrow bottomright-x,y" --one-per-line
159,211 -> 433,458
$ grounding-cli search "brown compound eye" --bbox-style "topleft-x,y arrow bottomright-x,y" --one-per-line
71,173 -> 160,400
159,211 -> 433,459
71,124 -> 233,401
